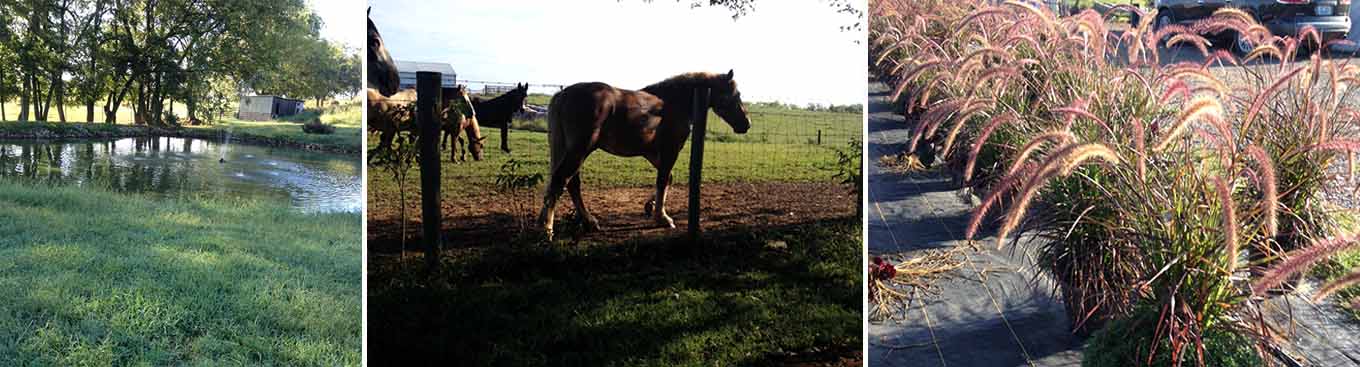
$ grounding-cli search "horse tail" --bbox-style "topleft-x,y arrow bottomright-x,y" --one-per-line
546,92 -> 565,175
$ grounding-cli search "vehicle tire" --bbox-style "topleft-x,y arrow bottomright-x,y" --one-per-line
1233,30 -> 1253,56
1154,10 -> 1173,31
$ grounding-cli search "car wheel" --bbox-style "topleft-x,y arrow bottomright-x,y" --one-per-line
1155,11 -> 1172,31
1234,31 -> 1253,56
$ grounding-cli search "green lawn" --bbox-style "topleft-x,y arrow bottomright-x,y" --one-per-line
368,218 -> 862,365
367,105 -> 861,213
0,180 -> 361,366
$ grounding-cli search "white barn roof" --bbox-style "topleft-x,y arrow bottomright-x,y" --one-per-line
395,60 -> 457,89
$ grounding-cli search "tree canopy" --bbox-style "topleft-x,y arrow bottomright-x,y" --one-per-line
0,0 -> 358,125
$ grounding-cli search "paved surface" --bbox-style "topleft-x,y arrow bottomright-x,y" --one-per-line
866,82 -> 1084,367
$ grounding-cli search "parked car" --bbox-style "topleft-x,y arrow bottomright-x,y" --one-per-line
1152,0 -> 1351,52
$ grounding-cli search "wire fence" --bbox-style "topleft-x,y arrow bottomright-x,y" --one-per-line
499,108 -> 862,187
369,87 -> 863,198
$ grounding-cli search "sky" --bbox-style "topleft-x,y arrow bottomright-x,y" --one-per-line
365,0 -> 864,106
311,0 -> 365,50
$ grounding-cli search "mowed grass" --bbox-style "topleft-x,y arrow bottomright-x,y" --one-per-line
367,105 -> 861,214
0,180 -> 361,366
368,218 -> 862,365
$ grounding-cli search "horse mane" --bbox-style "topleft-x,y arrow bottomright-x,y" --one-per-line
643,72 -> 735,93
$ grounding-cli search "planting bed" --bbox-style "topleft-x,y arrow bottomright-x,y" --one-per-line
866,83 -> 1084,367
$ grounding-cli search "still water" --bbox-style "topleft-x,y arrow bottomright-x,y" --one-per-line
0,136 -> 361,213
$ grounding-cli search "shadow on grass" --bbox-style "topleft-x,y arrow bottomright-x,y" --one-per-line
367,217 -> 863,366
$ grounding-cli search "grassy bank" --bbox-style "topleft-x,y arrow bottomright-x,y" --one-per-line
1,101 -> 361,154
187,103 -> 361,153
0,180 -> 361,366
368,218 -> 862,365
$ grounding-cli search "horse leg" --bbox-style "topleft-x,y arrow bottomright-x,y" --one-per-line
454,126 -> 465,161
652,159 -> 678,229
567,172 -> 600,232
501,125 -> 511,153
457,136 -> 467,162
538,152 -> 586,242
642,155 -> 662,216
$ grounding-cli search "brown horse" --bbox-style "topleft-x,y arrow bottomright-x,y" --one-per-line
537,70 -> 751,241
442,86 -> 485,162
466,83 -> 530,153
367,86 -> 482,162
367,8 -> 399,96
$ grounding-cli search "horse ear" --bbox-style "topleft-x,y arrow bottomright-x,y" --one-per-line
725,69 -> 734,80
368,7 -> 371,15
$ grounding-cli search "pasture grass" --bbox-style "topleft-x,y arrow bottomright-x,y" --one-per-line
0,180 -> 361,366
366,106 -> 861,212
367,217 -> 861,365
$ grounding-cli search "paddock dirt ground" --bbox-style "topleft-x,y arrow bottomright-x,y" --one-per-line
367,181 -> 856,252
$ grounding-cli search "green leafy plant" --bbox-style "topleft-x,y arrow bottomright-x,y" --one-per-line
494,158 -> 544,231
370,121 -> 419,256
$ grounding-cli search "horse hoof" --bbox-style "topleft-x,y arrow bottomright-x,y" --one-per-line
655,215 -> 675,229
643,201 -> 654,216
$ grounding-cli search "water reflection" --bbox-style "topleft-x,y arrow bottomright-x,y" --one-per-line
0,136 -> 361,213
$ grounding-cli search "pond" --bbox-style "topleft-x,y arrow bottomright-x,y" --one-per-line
0,136 -> 361,213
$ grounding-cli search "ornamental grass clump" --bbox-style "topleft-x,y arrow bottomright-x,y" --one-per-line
870,1 -> 1360,364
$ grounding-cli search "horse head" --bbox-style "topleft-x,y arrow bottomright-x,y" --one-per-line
710,69 -> 750,134
367,8 -> 400,96
512,83 -> 531,113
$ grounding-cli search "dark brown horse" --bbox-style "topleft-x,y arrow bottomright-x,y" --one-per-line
537,70 -> 751,240
367,8 -> 399,96
466,83 -> 530,153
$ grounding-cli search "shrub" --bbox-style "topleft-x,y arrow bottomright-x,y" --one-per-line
1084,307 -> 1260,367
869,1 -> 1360,364
302,118 -> 336,134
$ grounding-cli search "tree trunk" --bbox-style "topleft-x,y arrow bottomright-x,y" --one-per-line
106,77 -> 134,124
55,78 -> 67,123
86,101 -> 95,122
18,77 -> 30,122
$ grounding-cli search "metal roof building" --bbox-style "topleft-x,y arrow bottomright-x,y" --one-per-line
395,60 -> 457,90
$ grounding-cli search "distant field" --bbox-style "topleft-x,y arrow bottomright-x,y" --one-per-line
1,102 -> 189,125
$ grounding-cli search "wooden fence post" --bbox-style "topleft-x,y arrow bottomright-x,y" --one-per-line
688,88 -> 710,244
817,129 -> 822,145
417,71 -> 443,271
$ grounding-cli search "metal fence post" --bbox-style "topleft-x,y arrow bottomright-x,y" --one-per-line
688,88 -> 710,244
417,71 -> 443,271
